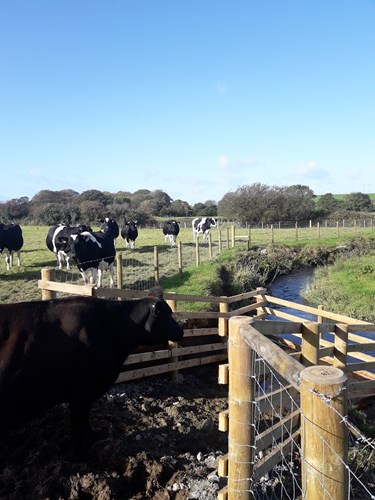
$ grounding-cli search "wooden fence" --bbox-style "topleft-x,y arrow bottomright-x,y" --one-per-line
39,268 -> 375,393
218,317 -> 350,500
38,267 -> 263,383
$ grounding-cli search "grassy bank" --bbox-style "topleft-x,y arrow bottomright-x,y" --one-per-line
302,253 -> 375,322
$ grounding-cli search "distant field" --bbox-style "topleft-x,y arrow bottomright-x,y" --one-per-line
314,193 -> 375,202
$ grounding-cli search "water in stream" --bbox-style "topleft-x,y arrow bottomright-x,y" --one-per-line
268,266 -> 375,356
267,267 -> 316,321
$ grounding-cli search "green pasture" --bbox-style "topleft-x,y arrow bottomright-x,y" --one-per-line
1,223 -> 374,305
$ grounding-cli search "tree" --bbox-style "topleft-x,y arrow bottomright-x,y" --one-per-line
78,190 -> 112,206
162,199 -> 190,217
315,193 -> 343,217
343,192 -> 373,212
79,201 -> 105,223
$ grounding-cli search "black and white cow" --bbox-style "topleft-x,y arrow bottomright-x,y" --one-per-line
163,220 -> 180,247
100,217 -> 119,241
192,217 -> 217,242
64,224 -> 117,287
0,223 -> 24,271
46,223 -> 92,270
121,220 -> 138,249
0,287 -> 184,448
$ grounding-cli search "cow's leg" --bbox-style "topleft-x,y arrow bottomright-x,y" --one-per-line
57,251 -> 63,269
5,251 -> 11,271
96,268 -> 102,287
69,399 -> 95,451
16,250 -> 21,267
108,263 -> 115,288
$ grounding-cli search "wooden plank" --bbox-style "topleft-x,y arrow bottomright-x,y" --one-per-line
182,327 -> 219,337
124,349 -> 170,365
254,430 -> 300,481
256,386 -> 300,414
217,486 -> 228,500
252,320 -> 303,335
38,280 -> 96,296
173,311 -> 223,320
255,409 -> 300,454
227,288 -> 267,303
345,360 -> 375,372
348,379 -> 375,398
228,301 -> 266,317
264,295 -> 372,325
124,342 -> 227,365
219,410 -> 229,432
218,364 -> 229,384
218,454 -> 228,477
116,353 -> 228,382
347,342 -> 375,354
263,307 -> 305,322
240,322 -> 305,389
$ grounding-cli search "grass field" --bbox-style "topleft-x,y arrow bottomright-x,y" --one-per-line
1,223 -> 374,304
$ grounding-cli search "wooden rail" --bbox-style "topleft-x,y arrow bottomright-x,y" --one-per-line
38,268 -> 375,395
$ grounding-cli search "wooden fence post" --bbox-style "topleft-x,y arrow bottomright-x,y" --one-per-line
195,239 -> 200,266
116,253 -> 123,289
271,224 -> 274,244
154,246 -> 159,286
317,222 -> 320,240
218,228 -> 222,253
226,227 -> 230,249
231,225 -> 235,248
178,241 -> 183,277
300,366 -> 348,500
40,268 -> 57,300
218,297 -> 229,337
167,294 -> 179,382
295,221 -> 298,241
208,232 -> 213,259
301,322 -> 320,366
333,324 -> 349,370
227,316 -> 256,498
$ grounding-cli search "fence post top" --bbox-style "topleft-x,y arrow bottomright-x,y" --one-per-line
300,365 -> 347,385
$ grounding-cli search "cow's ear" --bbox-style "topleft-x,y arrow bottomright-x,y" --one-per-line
147,286 -> 163,300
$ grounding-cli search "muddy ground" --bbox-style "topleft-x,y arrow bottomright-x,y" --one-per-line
0,365 -> 229,500
1,363 -> 374,500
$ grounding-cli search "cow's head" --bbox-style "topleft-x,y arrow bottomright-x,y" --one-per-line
100,218 -> 119,238
130,287 -> 184,343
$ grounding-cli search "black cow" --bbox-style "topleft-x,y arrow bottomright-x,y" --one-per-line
0,288 -> 184,448
65,227 -> 116,287
192,217 -> 217,242
100,217 -> 119,240
46,223 -> 92,270
121,220 -> 138,249
0,223 -> 24,271
163,220 -> 180,247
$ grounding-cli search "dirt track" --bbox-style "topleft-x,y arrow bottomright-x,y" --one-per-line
0,365 -> 228,499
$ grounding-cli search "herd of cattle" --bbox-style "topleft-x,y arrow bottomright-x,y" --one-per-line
0,217 -> 217,287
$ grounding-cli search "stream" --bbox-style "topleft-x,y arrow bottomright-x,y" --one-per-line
267,266 -> 375,357
268,267 -> 316,321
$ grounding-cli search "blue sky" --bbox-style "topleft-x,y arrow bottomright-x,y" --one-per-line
1,0 -> 374,205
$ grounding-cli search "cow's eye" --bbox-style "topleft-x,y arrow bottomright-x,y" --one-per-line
152,302 -> 161,317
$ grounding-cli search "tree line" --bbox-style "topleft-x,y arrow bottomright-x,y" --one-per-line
0,184 -> 373,226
